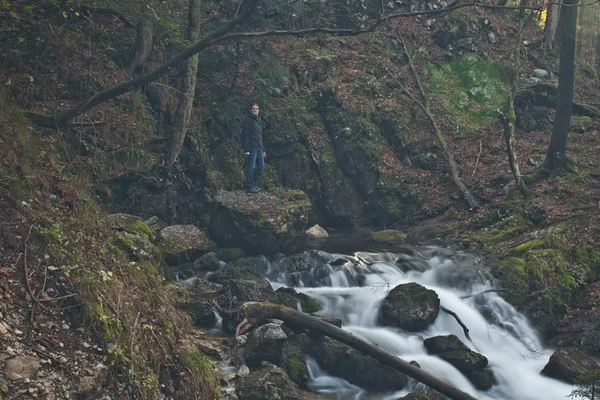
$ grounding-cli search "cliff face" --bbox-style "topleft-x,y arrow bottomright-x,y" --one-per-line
1,0 -> 600,398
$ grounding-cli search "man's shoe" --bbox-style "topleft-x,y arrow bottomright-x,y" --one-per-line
246,187 -> 260,193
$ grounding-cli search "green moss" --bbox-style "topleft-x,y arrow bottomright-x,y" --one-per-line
286,357 -> 308,383
298,293 -> 321,313
474,214 -> 532,246
371,229 -> 407,245
181,351 -> 220,399
116,232 -> 135,250
511,240 -> 546,256
429,55 -> 508,132
571,116 -> 594,133
129,219 -> 153,240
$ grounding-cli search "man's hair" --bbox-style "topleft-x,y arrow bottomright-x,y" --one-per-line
250,103 -> 259,109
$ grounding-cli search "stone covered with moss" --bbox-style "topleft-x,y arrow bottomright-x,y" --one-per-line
208,188 -> 315,254
371,229 -> 407,245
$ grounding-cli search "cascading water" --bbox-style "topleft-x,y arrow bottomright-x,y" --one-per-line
264,246 -> 580,400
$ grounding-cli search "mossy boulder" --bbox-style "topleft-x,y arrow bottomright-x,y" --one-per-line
275,287 -> 321,313
243,323 -> 288,368
194,252 -> 220,272
380,282 -> 440,331
209,188 -> 314,254
158,225 -> 216,265
114,231 -> 160,263
424,334 -> 494,390
217,247 -> 246,262
371,229 -> 407,245
571,116 -> 594,133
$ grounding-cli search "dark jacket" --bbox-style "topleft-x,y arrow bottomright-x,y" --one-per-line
240,114 -> 263,152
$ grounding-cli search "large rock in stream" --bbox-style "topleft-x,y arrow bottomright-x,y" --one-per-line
209,189 -> 314,254
310,336 -> 408,391
236,362 -> 302,400
423,334 -> 494,390
380,282 -> 440,331
541,347 -> 600,383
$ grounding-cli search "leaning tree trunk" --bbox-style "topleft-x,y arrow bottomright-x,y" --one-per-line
166,0 -> 202,170
241,302 -> 479,400
544,0 -> 578,171
543,0 -> 560,53
503,1 -> 529,197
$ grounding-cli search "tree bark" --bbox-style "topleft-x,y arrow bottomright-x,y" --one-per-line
503,1 -> 529,197
166,0 -> 202,170
242,302 -> 479,400
544,0 -> 559,53
544,0 -> 578,171
130,8 -> 154,72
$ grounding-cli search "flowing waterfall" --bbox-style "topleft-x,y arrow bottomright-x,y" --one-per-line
267,246 -> 579,400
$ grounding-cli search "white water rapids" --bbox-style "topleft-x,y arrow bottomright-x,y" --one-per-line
263,246 -> 580,400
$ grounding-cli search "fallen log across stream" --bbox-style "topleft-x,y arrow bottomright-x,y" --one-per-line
241,301 -> 479,400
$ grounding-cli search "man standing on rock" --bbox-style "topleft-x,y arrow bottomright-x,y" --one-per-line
240,103 -> 266,193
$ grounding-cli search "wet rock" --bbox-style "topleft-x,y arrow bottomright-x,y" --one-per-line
175,278 -> 219,328
371,229 -> 407,245
158,225 -> 215,265
311,336 -> 408,391
218,247 -> 247,262
195,252 -> 220,272
194,339 -> 226,360
215,279 -> 296,333
281,333 -> 313,388
380,283 -> 440,331
224,256 -> 271,280
271,250 -> 333,287
423,334 -> 470,354
236,362 -> 302,400
209,189 -> 314,254
306,224 -> 328,239
424,334 -> 493,390
275,288 -> 321,313
541,347 -> 600,383
397,391 -> 445,400
4,356 -> 41,380
243,323 -> 288,368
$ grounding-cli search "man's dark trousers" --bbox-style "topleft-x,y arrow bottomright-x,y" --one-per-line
246,148 -> 264,190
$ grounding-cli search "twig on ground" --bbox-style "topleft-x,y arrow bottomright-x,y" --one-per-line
23,225 -> 48,312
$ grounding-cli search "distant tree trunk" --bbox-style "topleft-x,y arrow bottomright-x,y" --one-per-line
503,1 -> 529,197
544,0 -> 578,171
130,6 -> 154,72
166,0 -> 202,170
544,0 -> 560,53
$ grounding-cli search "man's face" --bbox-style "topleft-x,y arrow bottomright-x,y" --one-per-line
251,105 -> 259,116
